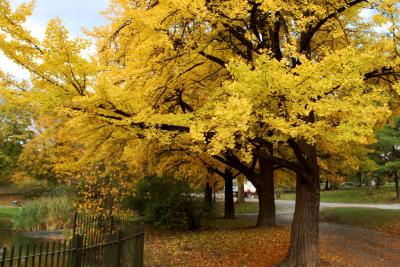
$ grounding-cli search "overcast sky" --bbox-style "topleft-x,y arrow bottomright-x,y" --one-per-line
1,0 -> 108,79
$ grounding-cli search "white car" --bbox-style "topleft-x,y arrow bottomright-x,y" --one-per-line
244,181 -> 256,193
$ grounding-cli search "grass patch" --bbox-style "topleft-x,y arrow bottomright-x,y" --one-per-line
13,196 -> 74,230
213,201 -> 281,216
0,206 -> 21,218
235,202 -> 259,214
144,218 -> 290,266
280,186 -> 400,204
320,207 -> 400,235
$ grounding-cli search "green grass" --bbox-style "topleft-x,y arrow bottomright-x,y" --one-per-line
0,206 -> 21,218
280,186 -> 400,204
0,206 -> 20,232
12,196 -> 74,230
213,201 -> 261,216
320,207 -> 400,235
235,202 -> 260,214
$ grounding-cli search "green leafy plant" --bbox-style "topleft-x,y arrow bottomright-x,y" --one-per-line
124,176 -> 203,230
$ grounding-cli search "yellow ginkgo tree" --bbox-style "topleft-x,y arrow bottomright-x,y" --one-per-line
2,0 -> 400,266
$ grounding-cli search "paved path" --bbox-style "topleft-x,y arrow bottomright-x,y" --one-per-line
239,200 -> 400,266
276,199 -> 400,210
246,199 -> 400,210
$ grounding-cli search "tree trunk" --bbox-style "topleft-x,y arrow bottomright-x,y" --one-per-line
224,168 -> 235,219
284,141 -> 320,267
204,182 -> 213,210
237,178 -> 245,204
324,179 -> 329,190
255,156 -> 275,227
367,177 -> 373,196
395,172 -> 399,200
213,181 -> 217,204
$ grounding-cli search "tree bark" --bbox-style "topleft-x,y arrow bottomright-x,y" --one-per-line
224,168 -> 235,219
284,141 -> 320,267
255,156 -> 276,227
395,172 -> 399,200
367,177 -> 373,196
237,178 -> 245,204
213,181 -> 217,204
204,182 -> 212,207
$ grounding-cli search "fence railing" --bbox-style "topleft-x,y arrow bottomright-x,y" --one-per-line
0,214 -> 144,267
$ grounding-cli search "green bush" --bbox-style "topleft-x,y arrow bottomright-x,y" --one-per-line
124,176 -> 203,230
13,196 -> 74,230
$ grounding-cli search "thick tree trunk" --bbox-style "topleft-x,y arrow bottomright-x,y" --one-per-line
224,168 -> 235,219
237,178 -> 245,204
284,141 -> 320,267
395,172 -> 399,200
255,156 -> 275,227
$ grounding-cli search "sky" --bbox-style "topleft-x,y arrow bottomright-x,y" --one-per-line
0,0 -> 109,79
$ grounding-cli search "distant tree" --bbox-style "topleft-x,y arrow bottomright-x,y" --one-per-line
370,117 -> 400,199
0,102 -> 33,183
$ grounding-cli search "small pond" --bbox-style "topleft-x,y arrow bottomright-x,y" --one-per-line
0,217 -> 63,248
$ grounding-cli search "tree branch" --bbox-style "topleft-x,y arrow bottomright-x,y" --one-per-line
300,0 -> 366,53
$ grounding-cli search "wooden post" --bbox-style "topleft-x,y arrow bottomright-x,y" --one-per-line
70,235 -> 83,267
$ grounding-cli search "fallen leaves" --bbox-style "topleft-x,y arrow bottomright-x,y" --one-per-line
144,219 -> 290,267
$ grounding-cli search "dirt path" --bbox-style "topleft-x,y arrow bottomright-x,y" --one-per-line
239,201 -> 400,267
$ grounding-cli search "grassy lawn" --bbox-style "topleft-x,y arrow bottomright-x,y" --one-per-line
320,208 -> 400,235
213,201 -> 264,215
280,186 -> 400,204
0,206 -> 20,218
144,218 -> 290,266
0,206 -> 19,231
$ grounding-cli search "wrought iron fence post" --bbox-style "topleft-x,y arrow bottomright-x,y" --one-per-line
114,230 -> 122,267
1,247 -> 7,267
72,212 -> 78,236
70,234 -> 83,267
133,224 -> 144,267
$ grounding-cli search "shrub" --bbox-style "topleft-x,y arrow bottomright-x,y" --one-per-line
124,176 -> 203,230
13,196 -> 74,230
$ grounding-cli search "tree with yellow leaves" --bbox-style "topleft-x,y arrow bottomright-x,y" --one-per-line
88,1 -> 400,266
2,0 -> 400,266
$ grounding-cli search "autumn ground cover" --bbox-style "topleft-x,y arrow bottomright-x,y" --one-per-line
143,213 -> 389,267
280,185 -> 400,204
144,218 -> 290,267
320,208 -> 400,236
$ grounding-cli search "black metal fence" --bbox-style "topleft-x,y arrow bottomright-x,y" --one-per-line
0,214 -> 144,267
